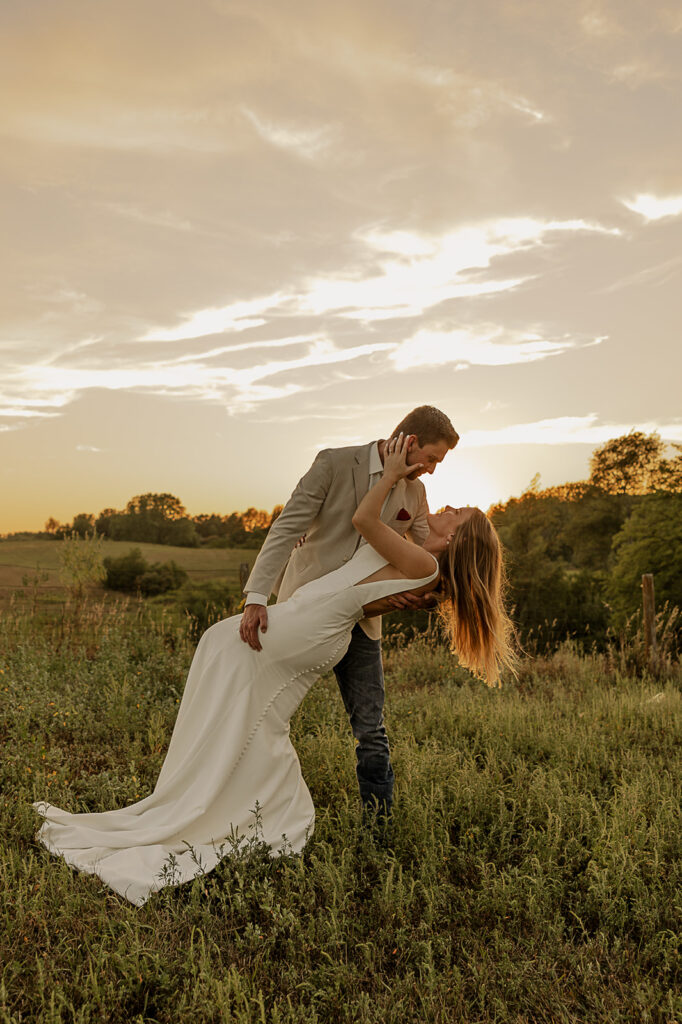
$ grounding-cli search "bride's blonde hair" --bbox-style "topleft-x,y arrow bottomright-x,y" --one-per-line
435,509 -> 517,687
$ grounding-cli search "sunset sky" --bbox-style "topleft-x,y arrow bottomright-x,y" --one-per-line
1,0 -> 681,533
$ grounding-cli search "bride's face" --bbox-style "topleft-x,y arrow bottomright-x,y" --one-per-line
427,506 -> 476,551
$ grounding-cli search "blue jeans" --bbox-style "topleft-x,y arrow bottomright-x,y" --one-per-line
333,624 -> 394,815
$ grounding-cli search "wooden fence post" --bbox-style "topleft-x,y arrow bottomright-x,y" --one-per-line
641,573 -> 657,673
239,563 -> 250,596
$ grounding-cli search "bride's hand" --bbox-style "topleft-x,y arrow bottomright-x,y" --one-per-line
383,432 -> 422,482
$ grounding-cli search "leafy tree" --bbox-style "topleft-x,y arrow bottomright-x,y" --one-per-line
655,444 -> 682,492
192,513 -> 226,539
98,493 -> 199,547
560,488 -> 632,571
69,513 -> 96,539
94,508 -> 119,538
241,507 -> 270,532
160,518 -> 200,547
491,489 -> 612,645
189,506 -> 282,548
589,432 -> 664,495
607,492 -> 682,622
125,493 -> 187,521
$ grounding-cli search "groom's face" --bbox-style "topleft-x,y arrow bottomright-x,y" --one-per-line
405,437 -> 451,479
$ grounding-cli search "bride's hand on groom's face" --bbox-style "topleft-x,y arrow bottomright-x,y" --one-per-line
384,433 -> 422,483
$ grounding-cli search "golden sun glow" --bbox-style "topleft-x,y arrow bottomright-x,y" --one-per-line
422,454 -> 501,515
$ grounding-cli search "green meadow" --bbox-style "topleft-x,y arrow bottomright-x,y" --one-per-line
0,539 -> 256,599
1,563 -> 681,1022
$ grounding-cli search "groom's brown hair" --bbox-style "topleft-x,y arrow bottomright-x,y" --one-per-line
391,406 -> 459,449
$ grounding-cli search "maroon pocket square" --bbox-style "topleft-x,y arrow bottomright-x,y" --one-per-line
396,508 -> 411,521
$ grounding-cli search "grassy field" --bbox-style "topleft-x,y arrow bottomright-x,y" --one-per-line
0,538 -> 256,602
1,594 -> 681,1023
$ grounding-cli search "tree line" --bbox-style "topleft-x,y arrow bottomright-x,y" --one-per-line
39,493 -> 284,550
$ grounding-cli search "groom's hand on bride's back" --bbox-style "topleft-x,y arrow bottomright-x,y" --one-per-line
363,591 -> 439,618
239,604 -> 268,651
386,592 -> 439,611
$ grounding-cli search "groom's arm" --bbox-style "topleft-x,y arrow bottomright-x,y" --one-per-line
240,450 -> 333,650
244,449 -> 333,598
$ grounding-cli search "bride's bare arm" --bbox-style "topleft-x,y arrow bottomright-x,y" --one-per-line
351,433 -> 436,581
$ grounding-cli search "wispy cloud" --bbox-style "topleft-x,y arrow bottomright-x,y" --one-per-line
598,256 -> 682,293
0,407 -> 59,419
501,94 -> 548,123
165,333 -> 326,364
609,62 -> 667,87
319,217 -> 619,322
141,215 -> 617,342
241,107 -> 338,160
390,327 -> 594,372
579,10 -> 624,38
0,337 -> 397,427
140,294 -> 285,342
622,194 -> 682,221
0,391 -> 72,424
463,415 -> 682,447
100,202 -> 194,232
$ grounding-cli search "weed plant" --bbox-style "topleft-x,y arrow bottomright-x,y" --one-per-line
1,599 -> 680,1023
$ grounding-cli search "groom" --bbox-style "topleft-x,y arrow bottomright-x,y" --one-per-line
239,405 -> 459,819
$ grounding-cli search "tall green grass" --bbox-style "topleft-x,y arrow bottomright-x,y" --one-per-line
1,600 -> 680,1023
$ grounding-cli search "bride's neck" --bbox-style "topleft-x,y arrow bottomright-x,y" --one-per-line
422,536 -> 443,557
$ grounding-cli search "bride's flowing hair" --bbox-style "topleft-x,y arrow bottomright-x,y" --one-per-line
436,509 -> 517,687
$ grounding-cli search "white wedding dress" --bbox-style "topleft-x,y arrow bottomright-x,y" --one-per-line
34,544 -> 438,906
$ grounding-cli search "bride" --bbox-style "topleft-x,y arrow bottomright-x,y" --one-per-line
33,434 -> 515,906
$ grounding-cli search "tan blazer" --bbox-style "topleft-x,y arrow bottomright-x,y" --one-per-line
244,441 -> 430,640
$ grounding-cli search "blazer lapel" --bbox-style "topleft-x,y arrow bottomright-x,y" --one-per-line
382,478 -> 406,522
353,443 -> 372,508
352,441 -> 404,522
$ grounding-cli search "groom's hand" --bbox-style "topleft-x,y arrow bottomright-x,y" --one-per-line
363,591 -> 439,617
239,604 -> 268,651
386,592 -> 439,611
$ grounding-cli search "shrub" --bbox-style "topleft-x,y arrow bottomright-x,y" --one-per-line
103,548 -> 188,596
177,580 -> 237,640
103,548 -> 149,591
137,561 -> 188,596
